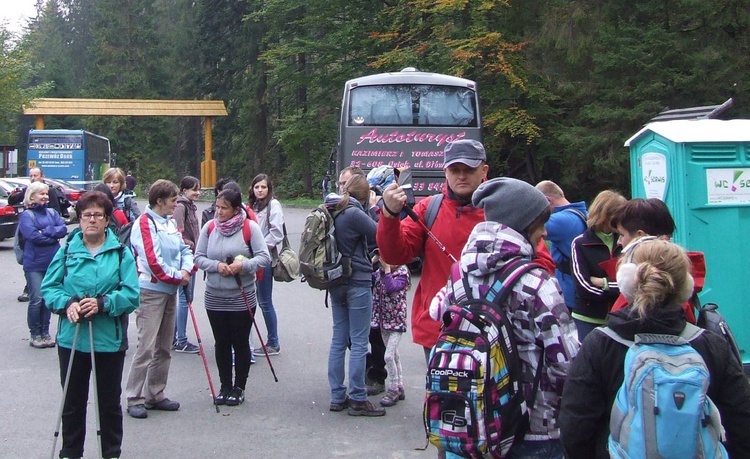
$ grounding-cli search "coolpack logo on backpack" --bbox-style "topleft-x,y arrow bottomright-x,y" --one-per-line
599,324 -> 728,459
424,258 -> 544,458
298,204 -> 351,290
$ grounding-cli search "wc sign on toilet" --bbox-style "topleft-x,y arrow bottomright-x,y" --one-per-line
641,152 -> 668,201
706,168 -> 750,204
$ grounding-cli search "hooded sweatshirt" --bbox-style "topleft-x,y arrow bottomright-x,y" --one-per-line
545,201 -> 588,307
437,221 -> 580,441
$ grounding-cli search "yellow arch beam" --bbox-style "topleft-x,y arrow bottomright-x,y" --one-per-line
23,98 -> 228,186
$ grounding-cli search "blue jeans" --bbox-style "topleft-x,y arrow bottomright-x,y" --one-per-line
174,276 -> 196,345
506,439 -> 564,459
256,263 -> 279,348
26,270 -> 50,337
573,318 -> 601,343
327,284 -> 372,403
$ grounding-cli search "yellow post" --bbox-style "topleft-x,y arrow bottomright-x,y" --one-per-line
35,116 -> 45,130
201,117 -> 217,187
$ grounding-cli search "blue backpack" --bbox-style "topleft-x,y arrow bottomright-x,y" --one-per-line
424,258 -> 543,458
599,324 -> 728,459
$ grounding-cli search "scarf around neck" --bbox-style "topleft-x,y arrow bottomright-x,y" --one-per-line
216,210 -> 244,237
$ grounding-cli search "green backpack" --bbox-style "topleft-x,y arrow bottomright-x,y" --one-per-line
298,204 -> 351,290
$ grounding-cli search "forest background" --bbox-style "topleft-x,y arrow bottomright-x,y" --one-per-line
1,0 -> 748,200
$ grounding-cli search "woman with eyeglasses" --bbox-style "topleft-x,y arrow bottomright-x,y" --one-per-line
19,181 -> 68,349
42,191 -> 139,459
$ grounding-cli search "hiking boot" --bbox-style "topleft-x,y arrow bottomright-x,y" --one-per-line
226,387 -> 245,406
145,398 -> 180,411
380,389 -> 401,407
347,399 -> 385,417
29,336 -> 46,349
214,387 -> 231,406
174,342 -> 200,354
42,334 -> 56,348
127,404 -> 148,419
17,293 -> 29,302
329,396 -> 350,412
366,380 -> 385,396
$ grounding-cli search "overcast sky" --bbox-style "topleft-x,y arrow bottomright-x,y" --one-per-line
1,0 -> 38,35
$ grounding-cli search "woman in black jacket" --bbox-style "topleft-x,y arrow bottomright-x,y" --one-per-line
559,239 -> 750,458
570,190 -> 626,341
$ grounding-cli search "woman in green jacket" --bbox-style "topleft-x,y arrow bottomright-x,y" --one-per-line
42,190 -> 139,459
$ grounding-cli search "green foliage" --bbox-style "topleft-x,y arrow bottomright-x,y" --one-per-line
5,0 -> 749,200
0,26 -> 51,145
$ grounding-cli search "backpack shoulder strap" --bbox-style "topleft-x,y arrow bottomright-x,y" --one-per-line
242,218 -> 254,257
424,193 -> 444,230
679,322 -> 705,342
207,219 -> 254,257
562,208 -> 587,223
598,326 -> 635,347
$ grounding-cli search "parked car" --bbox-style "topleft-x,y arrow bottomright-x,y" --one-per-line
3,177 -> 83,224
44,178 -> 86,223
0,180 -> 23,241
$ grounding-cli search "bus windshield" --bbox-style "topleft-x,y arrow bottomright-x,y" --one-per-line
337,69 -> 483,198
349,85 -> 477,127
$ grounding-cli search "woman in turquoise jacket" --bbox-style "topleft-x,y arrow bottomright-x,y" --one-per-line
42,191 -> 139,459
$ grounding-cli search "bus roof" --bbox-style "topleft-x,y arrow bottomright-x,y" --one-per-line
345,68 -> 477,90
29,129 -> 109,141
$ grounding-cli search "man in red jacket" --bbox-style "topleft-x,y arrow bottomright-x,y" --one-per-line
377,140 -> 555,360
378,140 -> 487,359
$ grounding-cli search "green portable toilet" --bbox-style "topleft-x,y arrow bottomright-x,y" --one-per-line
625,119 -> 750,368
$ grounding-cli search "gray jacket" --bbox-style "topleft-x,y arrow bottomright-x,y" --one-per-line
194,217 -> 271,295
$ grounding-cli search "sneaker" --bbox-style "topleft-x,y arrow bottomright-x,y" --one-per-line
29,336 -> 46,349
214,387 -> 231,406
250,352 -> 256,365
127,404 -> 148,419
254,344 -> 280,356
347,399 -> 385,417
366,380 -> 385,396
174,342 -> 200,354
17,293 -> 29,302
226,387 -> 245,406
329,396 -> 350,412
42,334 -> 56,348
145,398 -> 180,411
380,389 -> 401,407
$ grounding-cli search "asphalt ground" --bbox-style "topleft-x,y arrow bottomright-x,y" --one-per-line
0,200 -> 437,459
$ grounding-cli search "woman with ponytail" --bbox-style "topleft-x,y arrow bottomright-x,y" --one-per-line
323,174 -> 384,416
559,239 -> 750,458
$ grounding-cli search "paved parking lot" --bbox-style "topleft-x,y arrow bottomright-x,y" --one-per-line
0,202 -> 436,458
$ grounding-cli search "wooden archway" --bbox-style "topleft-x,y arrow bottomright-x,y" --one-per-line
23,98 -> 228,186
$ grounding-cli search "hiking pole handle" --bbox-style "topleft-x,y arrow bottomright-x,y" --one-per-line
183,285 -> 193,304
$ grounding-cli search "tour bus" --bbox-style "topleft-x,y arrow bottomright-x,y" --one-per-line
336,67 -> 482,198
26,129 -> 111,188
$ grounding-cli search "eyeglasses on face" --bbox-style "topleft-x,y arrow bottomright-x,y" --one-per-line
81,212 -> 106,220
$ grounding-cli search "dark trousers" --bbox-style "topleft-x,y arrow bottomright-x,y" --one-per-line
366,327 -> 387,384
207,309 -> 253,390
57,347 -> 125,459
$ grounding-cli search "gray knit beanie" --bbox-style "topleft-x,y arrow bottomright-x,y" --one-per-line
472,177 -> 550,234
